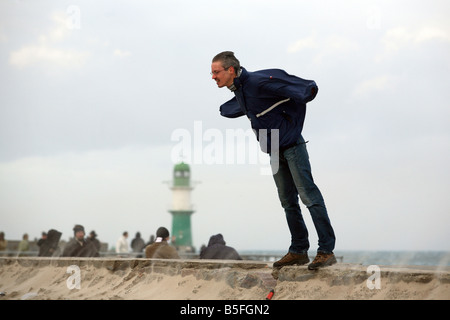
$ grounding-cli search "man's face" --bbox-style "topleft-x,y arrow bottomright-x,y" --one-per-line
75,231 -> 85,241
211,61 -> 235,88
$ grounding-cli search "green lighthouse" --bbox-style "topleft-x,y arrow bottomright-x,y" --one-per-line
168,162 -> 195,252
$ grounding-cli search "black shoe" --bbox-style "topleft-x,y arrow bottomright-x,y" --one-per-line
273,252 -> 309,268
308,253 -> 337,270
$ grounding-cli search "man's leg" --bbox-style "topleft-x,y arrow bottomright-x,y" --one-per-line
283,137 -> 336,269
272,150 -> 310,267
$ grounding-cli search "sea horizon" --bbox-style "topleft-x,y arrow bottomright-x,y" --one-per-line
240,249 -> 450,267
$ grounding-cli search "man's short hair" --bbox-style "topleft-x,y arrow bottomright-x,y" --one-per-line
212,51 -> 240,74
156,227 -> 170,239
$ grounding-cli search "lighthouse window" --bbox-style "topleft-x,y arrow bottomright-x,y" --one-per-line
184,171 -> 190,177
175,171 -> 182,177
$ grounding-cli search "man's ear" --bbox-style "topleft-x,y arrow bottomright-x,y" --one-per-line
228,66 -> 236,75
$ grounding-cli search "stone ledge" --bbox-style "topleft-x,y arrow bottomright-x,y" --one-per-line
1,257 -> 449,291
272,263 -> 450,284
1,257 -> 449,300
0,256 -> 270,270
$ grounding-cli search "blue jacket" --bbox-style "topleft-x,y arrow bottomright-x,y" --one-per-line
220,67 -> 318,153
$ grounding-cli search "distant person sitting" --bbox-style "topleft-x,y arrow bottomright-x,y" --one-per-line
200,233 -> 242,260
131,232 -> 146,255
38,229 -> 62,257
17,233 -> 30,256
146,234 -> 155,246
0,232 -> 7,251
86,230 -> 101,257
37,231 -> 47,250
145,227 -> 180,259
61,224 -> 98,257
116,231 -> 129,254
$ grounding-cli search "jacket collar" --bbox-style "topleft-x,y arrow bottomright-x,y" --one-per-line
228,67 -> 246,92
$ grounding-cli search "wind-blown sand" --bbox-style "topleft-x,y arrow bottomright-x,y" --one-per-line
0,257 -> 449,300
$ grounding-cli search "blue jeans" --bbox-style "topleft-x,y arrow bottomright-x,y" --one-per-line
271,135 -> 336,254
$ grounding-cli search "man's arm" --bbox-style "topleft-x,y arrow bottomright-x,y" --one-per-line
219,97 -> 245,118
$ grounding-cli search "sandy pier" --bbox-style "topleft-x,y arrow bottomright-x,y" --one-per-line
0,257 -> 449,300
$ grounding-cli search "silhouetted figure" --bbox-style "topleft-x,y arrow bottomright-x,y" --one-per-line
86,230 -> 101,257
38,229 -> 62,257
37,232 -> 47,249
131,232 -> 146,257
61,224 -> 98,257
145,227 -> 180,259
200,234 -> 242,260
146,235 -> 155,247
0,232 -> 7,251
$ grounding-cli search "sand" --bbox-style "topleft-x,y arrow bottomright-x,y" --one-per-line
0,257 -> 449,300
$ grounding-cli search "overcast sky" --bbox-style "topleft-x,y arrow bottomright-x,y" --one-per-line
1,0 -> 449,253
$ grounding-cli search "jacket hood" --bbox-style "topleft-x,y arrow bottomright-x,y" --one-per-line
208,234 -> 226,246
